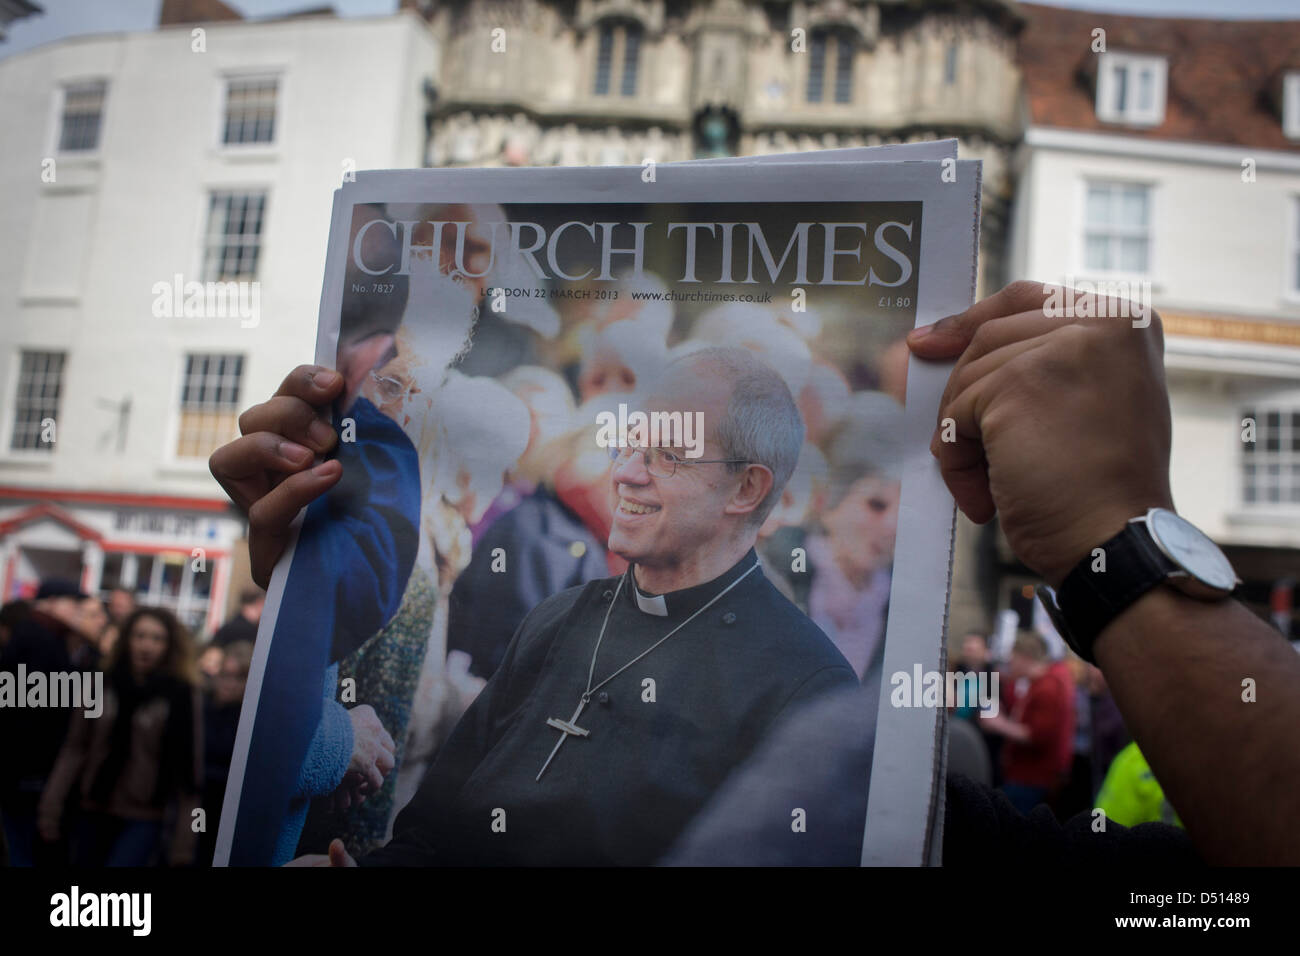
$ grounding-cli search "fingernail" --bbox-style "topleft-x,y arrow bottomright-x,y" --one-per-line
912,315 -> 960,340
308,418 -> 335,446
312,460 -> 338,477
312,368 -> 341,388
279,440 -> 311,462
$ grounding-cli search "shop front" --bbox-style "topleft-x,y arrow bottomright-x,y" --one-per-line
0,487 -> 245,639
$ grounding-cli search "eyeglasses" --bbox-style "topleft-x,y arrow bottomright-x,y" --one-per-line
369,370 -> 412,403
607,442 -> 749,479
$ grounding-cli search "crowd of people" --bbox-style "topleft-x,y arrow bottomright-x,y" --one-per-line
948,627 -> 1164,828
0,581 -> 260,866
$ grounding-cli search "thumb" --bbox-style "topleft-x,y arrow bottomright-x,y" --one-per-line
328,838 -> 357,867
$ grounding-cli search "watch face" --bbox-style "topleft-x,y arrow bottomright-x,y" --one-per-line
1147,508 -> 1237,593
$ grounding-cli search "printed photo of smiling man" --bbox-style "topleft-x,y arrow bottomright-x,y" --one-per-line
218,198 -> 918,866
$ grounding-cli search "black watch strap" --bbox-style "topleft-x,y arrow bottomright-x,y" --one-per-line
1039,522 -> 1175,664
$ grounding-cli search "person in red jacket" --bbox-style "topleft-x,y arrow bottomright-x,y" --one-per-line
982,631 -> 1075,814
1045,655 -> 1077,780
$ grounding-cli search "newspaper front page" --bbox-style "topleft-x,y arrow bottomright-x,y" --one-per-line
216,151 -> 979,866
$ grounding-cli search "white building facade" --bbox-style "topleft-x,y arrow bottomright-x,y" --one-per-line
991,5 -> 1300,637
0,9 -> 437,633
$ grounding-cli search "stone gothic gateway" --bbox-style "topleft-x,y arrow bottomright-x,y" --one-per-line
405,0 -> 1023,293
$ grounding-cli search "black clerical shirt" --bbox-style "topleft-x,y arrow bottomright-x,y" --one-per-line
362,549 -> 856,865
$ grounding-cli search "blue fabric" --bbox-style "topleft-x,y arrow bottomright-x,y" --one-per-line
294,668 -> 355,799
229,397 -> 420,866
271,663 -> 354,866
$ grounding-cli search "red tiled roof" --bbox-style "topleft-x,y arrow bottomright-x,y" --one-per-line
158,0 -> 243,27
1019,3 -> 1300,152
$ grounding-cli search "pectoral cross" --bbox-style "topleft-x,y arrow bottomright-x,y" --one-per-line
536,695 -> 590,782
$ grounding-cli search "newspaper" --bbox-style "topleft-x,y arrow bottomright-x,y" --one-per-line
215,144 -> 979,867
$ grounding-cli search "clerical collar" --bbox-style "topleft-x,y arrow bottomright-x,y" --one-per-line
632,583 -> 668,616
626,549 -> 761,618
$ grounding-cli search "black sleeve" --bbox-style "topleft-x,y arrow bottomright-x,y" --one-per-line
943,773 -> 1202,866
358,588 -> 579,866
663,684 -> 872,867
357,640 -> 518,866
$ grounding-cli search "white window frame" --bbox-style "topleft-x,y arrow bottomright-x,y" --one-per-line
4,349 -> 66,458
114,550 -> 213,634
171,352 -> 245,462
201,189 -> 269,282
1077,178 -> 1156,281
1283,72 -> 1300,141
49,78 -> 108,159
1288,195 -> 1300,303
216,71 -> 282,152
1095,52 -> 1167,127
1239,397 -> 1300,514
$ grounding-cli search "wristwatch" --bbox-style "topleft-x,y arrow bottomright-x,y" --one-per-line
1035,507 -> 1240,664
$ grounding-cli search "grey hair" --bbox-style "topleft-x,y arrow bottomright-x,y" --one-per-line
672,346 -> 804,526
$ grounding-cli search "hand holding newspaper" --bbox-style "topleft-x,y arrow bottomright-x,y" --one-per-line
212,140 -> 979,867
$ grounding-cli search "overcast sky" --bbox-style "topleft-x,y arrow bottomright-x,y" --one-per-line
3,0 -> 1298,61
